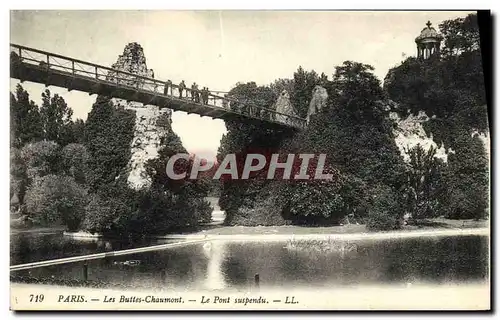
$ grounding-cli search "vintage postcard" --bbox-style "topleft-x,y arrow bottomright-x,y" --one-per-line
9,10 -> 491,311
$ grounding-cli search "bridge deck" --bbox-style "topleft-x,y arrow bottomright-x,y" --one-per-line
10,44 -> 306,130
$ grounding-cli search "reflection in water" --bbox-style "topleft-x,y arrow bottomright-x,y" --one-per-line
11,235 -> 488,291
10,232 -> 169,265
203,241 -> 227,290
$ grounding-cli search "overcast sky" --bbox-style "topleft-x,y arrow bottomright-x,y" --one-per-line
10,10 -> 473,159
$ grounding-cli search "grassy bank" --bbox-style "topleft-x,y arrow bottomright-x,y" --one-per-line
152,218 -> 489,242
176,217 -> 489,236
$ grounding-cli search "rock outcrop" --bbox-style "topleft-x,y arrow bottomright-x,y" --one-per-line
106,42 -> 174,190
306,85 -> 328,124
274,90 -> 297,124
390,110 -> 451,163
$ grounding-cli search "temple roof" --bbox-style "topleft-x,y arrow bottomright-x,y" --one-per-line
415,21 -> 443,43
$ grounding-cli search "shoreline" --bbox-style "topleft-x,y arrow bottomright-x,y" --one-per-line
62,226 -> 490,242
157,226 -> 489,241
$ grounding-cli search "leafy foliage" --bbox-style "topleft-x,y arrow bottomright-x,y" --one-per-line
10,85 -> 43,148
220,61 -> 407,228
300,61 -> 406,188
61,143 -> 89,184
84,96 -> 135,191
402,144 -> 445,219
291,66 -> 320,117
384,13 -> 489,220
442,133 -> 489,219
24,175 -> 88,231
280,171 -> 345,225
439,14 -> 481,58
218,82 -> 296,224
39,89 -> 75,145
20,141 -> 61,180
366,184 -> 404,231
81,95 -> 211,236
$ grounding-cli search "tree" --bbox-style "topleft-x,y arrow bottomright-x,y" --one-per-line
292,66 -> 319,117
61,143 -> 89,184
217,81 -> 296,224
82,192 -> 135,235
20,140 -> 60,181
10,84 -> 43,148
331,61 -> 385,118
226,81 -> 276,117
280,167 -> 346,225
338,174 -> 369,219
442,133 -> 488,219
303,61 -> 405,188
270,78 -> 294,99
366,184 -> 404,231
39,89 -> 74,145
439,13 -> 480,58
403,144 -> 445,220
24,175 -> 88,231
84,96 -> 135,191
269,61 -> 406,226
64,119 -> 86,144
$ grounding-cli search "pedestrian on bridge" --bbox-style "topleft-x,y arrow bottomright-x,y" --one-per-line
202,87 -> 209,105
179,80 -> 186,98
191,83 -> 200,103
164,79 -> 172,96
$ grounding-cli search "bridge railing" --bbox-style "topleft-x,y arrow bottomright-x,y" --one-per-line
10,44 -> 306,129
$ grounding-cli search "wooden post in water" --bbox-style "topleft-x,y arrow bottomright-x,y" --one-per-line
254,273 -> 260,288
161,270 -> 166,284
83,263 -> 88,281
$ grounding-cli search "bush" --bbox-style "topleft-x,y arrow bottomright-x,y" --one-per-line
194,199 -> 213,224
229,183 -> 287,226
278,164 -> 346,225
82,192 -> 134,235
82,183 -> 212,236
20,140 -> 60,180
366,185 -> 404,231
24,175 -> 88,231
445,184 -> 488,220
442,134 -> 489,220
61,143 -> 89,184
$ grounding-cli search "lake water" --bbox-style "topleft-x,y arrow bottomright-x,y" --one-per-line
10,231 -> 176,265
10,233 -> 488,291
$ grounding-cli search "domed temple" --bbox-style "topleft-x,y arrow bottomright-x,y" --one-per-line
415,21 -> 443,59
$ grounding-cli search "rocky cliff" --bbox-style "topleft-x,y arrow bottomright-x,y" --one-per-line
274,90 -> 297,124
389,109 -> 451,163
390,106 -> 490,164
307,85 -> 328,124
106,42 -> 175,190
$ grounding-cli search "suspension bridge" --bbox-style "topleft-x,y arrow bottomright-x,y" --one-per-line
10,44 -> 306,130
